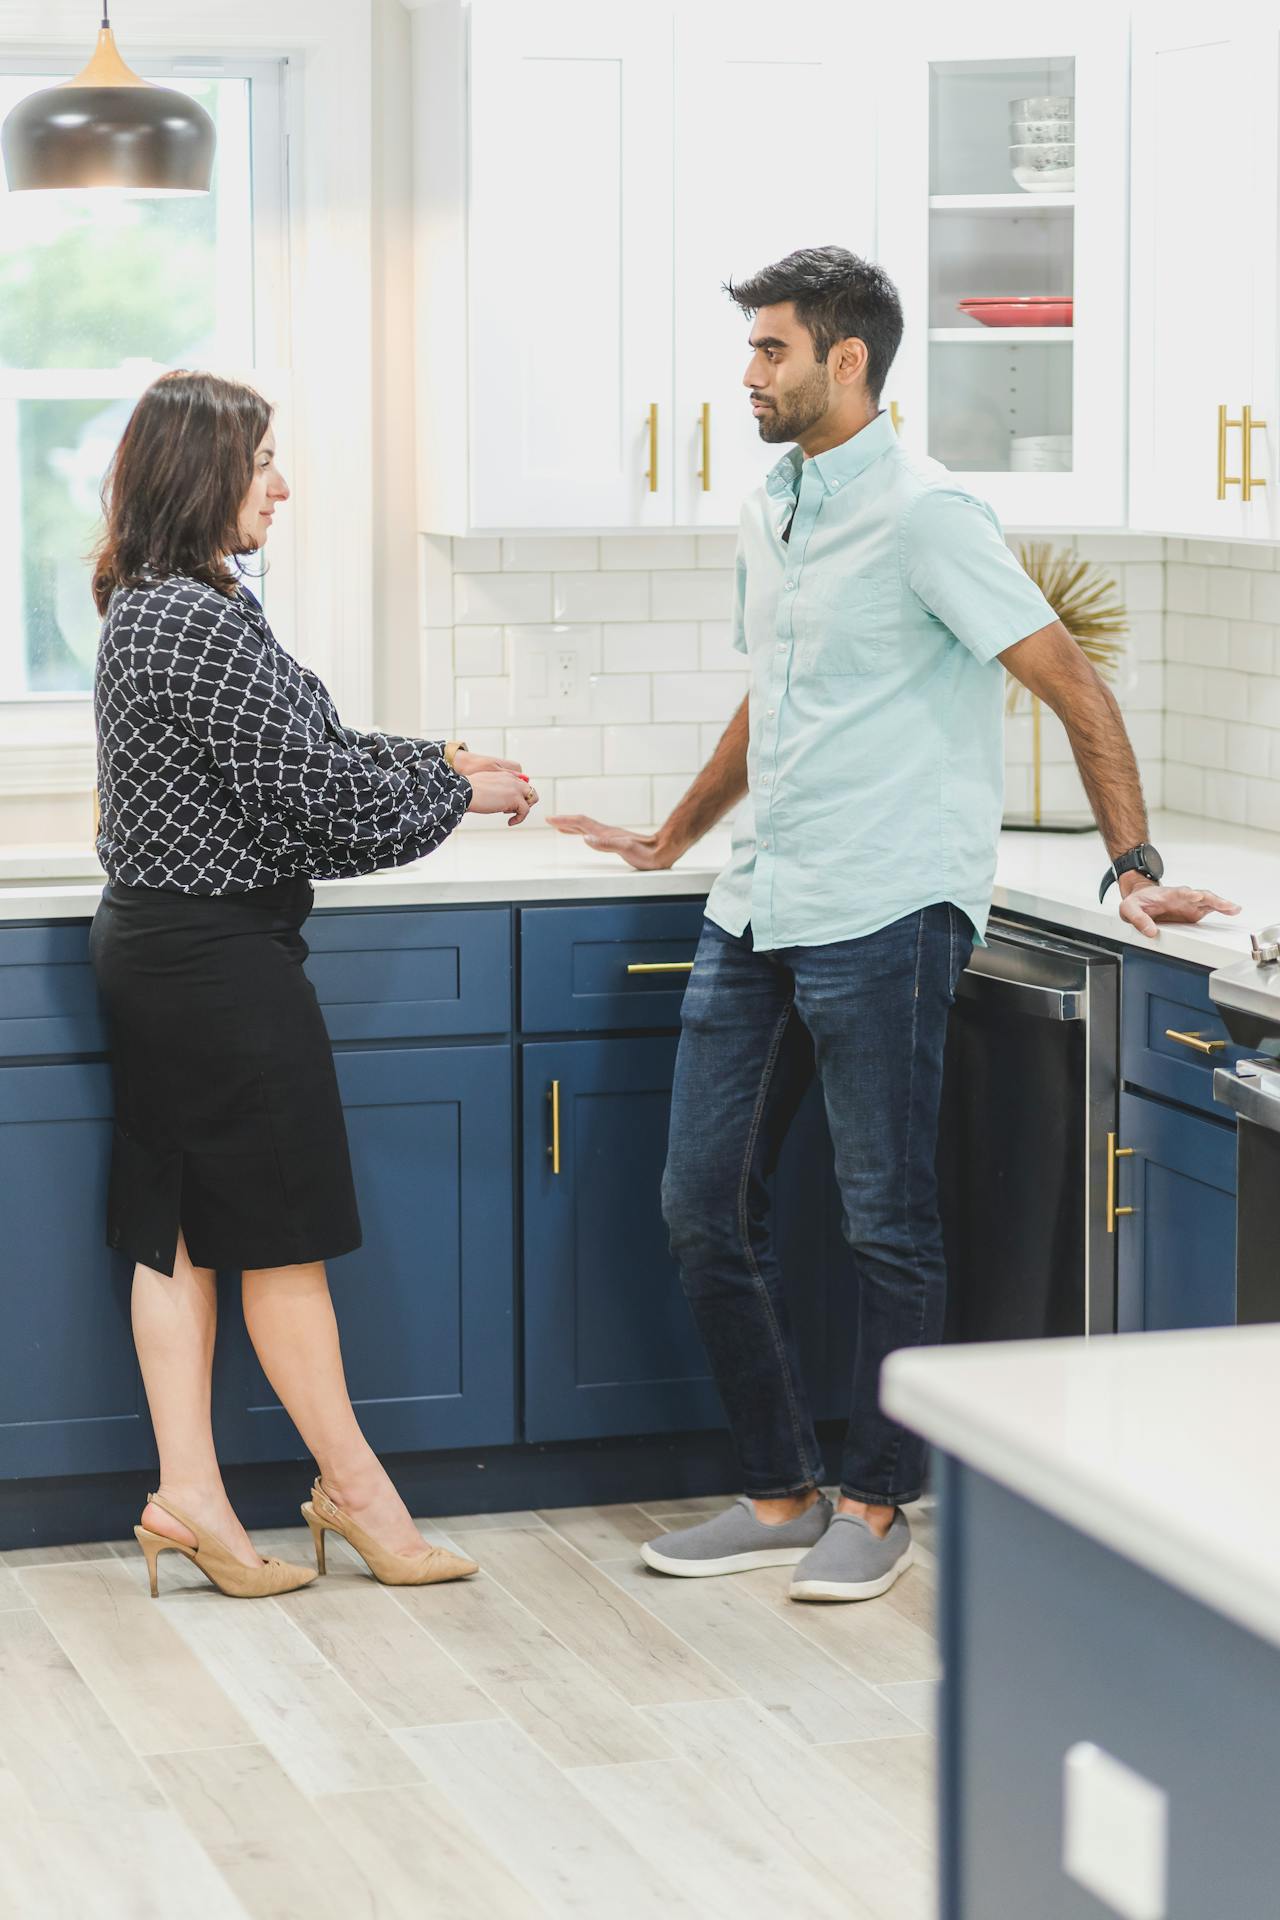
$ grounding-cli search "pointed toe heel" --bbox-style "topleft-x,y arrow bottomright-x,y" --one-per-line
135,1494 -> 316,1599
302,1479 -> 479,1587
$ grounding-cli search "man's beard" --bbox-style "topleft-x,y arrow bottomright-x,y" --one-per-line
754,361 -> 832,443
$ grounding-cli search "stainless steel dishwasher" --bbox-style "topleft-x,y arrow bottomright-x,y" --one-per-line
936,917 -> 1120,1343
1210,929 -> 1280,1325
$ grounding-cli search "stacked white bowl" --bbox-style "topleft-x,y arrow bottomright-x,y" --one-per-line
1010,95 -> 1074,192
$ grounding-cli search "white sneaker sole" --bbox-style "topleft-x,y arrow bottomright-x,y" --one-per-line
639,1539 -> 812,1578
790,1542 -> 915,1603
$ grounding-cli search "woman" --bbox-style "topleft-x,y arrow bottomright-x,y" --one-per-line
88,370 -> 537,1598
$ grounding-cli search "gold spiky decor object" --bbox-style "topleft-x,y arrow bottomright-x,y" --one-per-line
1003,542 -> 1129,832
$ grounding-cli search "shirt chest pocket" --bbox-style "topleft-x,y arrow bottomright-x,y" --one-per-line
795,575 -> 886,676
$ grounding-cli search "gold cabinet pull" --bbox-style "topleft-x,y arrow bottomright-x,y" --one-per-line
625,961 -> 695,974
1165,1028 -> 1226,1056
1106,1131 -> 1135,1235
1243,404 -> 1269,500
645,402 -> 659,492
889,400 -> 904,434
1218,403 -> 1243,499
697,401 -> 711,491
548,1080 -> 561,1176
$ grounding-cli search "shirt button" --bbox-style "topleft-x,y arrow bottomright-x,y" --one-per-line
784,578 -> 796,589
767,707 -> 775,717
761,839 -> 770,850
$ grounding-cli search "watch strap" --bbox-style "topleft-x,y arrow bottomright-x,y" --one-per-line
443,739 -> 469,769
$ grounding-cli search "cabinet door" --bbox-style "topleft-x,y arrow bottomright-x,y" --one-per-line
522,1036 -> 725,1441
0,1063 -> 154,1479
212,1046 -> 516,1461
877,5 -> 1128,529
467,1 -> 675,528
1115,1090 -> 1237,1332
671,2 -> 874,526
1129,4 -> 1275,539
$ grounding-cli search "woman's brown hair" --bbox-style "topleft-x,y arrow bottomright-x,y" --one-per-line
92,370 -> 272,615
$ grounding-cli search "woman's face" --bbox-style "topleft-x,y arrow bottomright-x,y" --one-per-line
236,427 -> 290,551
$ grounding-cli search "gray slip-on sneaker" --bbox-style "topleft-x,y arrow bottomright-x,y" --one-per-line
789,1508 -> 913,1602
640,1493 -> 833,1578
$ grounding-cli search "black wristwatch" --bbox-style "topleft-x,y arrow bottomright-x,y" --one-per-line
1099,842 -> 1164,903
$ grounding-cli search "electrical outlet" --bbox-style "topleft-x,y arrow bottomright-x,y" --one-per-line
509,626 -> 591,719
1062,1742 -> 1168,1920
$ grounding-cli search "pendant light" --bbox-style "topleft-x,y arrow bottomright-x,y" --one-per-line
1,7 -> 216,195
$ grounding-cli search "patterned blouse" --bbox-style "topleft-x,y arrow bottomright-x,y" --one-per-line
94,574 -> 471,892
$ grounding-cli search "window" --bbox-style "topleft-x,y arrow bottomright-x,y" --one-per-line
0,58 -> 288,704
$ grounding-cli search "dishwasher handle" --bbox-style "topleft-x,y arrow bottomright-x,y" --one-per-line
955,966 -> 1085,1023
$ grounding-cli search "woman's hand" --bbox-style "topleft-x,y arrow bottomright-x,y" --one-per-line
464,770 -> 540,826
453,749 -> 523,777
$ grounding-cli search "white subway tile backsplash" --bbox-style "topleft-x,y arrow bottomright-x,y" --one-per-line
700,621 -> 747,672
601,622 -> 698,674
603,724 -> 700,776
1202,671 -> 1248,723
652,773 -> 695,818
1076,536 -> 1166,564
553,571 -> 650,621
1185,539 -> 1232,567
700,721 -> 729,757
1250,573 -> 1280,625
1180,616 -> 1230,668
1231,543 -> 1276,570
653,671 -> 748,723
697,533 -> 740,568
453,625 -> 505,677
1202,769 -> 1248,824
421,535 -> 455,627
453,536 -> 502,571
1120,563 -> 1165,613
1164,663 -> 1204,712
600,534 -> 697,571
1246,777 -> 1280,833
1129,611 -> 1164,662
503,726 -> 602,778
455,676 -> 513,726
651,570 -> 736,622
1164,763 -> 1205,813
1228,621 -> 1275,675
502,536 -> 599,572
1124,711 -> 1163,760
1182,717 -> 1227,768
1208,568 -> 1252,619
1226,723 -> 1273,778
1166,565 -> 1210,614
455,571 -> 552,624
1245,673 -> 1280,729
551,775 -> 652,823
587,673 -> 651,723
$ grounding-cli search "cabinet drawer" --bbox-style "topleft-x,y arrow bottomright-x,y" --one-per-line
520,901 -> 706,1033
304,907 -> 510,1042
1122,952 -> 1251,1116
0,921 -> 107,1061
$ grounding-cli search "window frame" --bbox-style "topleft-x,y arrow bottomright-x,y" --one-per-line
0,0 -> 375,799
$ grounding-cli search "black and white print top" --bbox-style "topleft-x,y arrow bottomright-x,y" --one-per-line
94,574 -> 472,893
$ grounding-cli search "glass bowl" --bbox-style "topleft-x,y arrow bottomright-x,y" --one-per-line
1010,143 -> 1075,192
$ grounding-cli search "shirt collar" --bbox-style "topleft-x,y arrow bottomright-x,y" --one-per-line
765,409 -> 897,502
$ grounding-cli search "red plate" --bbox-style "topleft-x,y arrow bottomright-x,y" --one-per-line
957,297 -> 1073,328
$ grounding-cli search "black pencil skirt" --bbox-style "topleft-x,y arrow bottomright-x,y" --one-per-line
88,875 -> 362,1278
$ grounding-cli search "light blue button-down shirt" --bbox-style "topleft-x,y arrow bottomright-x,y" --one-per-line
704,410 -> 1056,951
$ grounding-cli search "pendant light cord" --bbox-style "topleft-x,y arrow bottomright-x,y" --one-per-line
101,4 -> 110,26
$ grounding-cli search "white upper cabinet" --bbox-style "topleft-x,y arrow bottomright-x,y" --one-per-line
670,4 -> 874,525
412,0 -> 872,532
875,6 -> 1129,529
1129,3 -> 1280,540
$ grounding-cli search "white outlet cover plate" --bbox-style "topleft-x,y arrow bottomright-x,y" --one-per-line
1062,1741 -> 1168,1920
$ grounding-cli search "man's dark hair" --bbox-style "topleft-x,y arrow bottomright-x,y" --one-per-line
726,247 -> 904,403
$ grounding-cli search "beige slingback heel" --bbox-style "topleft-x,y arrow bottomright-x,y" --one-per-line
301,1479 -> 478,1586
134,1492 -> 317,1599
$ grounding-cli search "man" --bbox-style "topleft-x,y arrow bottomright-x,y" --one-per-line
549,247 -> 1237,1604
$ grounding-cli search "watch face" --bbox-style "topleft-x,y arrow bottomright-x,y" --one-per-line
1140,843 -> 1164,882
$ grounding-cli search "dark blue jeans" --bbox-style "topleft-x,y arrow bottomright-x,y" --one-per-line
661,904 -> 973,1506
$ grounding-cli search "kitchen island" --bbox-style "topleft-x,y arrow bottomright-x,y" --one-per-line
0,812 -> 1274,1549
883,1325 -> 1280,1919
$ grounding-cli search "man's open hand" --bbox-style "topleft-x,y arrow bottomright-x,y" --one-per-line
548,813 -> 677,871
1118,883 -> 1241,940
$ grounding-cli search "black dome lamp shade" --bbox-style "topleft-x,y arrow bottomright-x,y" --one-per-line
1,7 -> 216,194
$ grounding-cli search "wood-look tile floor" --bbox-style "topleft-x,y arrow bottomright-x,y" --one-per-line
0,1493 -> 939,1919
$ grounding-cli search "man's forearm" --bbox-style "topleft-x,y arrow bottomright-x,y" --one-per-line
657,697 -> 749,859
1050,673 -> 1148,858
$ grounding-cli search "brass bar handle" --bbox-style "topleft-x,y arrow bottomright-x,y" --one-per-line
1243,405 -> 1269,500
889,400 -> 904,434
1106,1131 -> 1135,1235
626,961 -> 695,975
697,401 -> 711,491
1218,403 -> 1243,499
645,402 -> 659,492
1165,1028 -> 1226,1056
548,1080 -> 561,1176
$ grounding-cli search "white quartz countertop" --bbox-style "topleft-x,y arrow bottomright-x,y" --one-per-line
0,810 -> 1275,966
882,1326 -> 1280,1652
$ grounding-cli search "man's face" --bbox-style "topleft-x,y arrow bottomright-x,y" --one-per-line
743,302 -> 834,445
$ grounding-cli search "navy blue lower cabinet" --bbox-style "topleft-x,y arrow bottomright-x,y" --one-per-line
1116,1089 -> 1237,1332
0,1062 -> 154,1478
522,1036 -> 727,1442
212,1044 -> 516,1462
